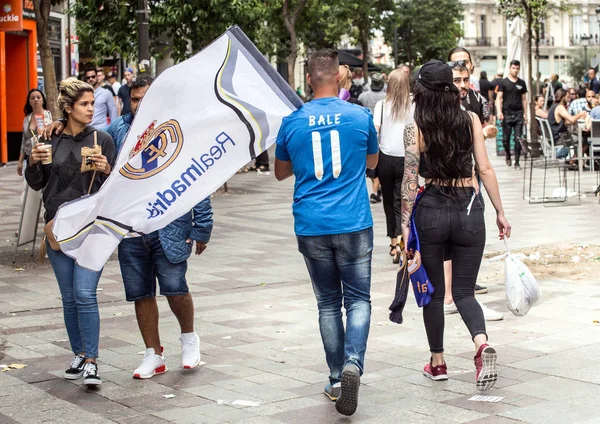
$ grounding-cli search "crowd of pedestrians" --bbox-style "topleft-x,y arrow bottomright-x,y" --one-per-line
16,48 -> 514,417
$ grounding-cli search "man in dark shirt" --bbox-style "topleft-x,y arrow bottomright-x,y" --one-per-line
118,68 -> 134,116
588,68 -> 600,95
479,71 -> 493,106
496,60 -> 528,169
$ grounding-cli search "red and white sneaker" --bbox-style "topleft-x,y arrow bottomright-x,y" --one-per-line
475,344 -> 497,391
133,347 -> 168,379
423,360 -> 448,381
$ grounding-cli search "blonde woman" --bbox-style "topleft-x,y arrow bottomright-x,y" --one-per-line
373,69 -> 414,263
26,77 -> 116,387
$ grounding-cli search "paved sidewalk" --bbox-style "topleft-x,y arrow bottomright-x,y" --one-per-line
1,142 -> 599,424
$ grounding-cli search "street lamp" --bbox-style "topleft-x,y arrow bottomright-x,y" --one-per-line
582,34 -> 590,70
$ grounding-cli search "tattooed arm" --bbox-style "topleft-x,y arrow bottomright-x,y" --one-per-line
400,124 -> 420,251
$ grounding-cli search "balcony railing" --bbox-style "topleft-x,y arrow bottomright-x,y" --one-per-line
463,37 -> 491,47
571,35 -> 600,46
498,37 -> 554,47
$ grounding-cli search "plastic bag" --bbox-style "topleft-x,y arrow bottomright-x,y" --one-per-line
490,239 -> 541,316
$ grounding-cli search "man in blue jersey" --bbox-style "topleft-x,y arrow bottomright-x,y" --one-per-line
274,49 -> 379,417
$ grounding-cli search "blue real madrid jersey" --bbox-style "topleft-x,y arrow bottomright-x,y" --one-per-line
275,97 -> 379,236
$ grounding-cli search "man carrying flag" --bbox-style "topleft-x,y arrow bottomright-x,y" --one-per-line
275,49 -> 379,417
48,76 -> 213,378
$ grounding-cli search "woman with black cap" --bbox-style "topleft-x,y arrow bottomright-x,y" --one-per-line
400,60 -> 511,391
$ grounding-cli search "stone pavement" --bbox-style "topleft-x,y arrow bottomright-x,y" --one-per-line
1,142 -> 600,424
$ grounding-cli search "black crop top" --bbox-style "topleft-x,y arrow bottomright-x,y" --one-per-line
419,152 -> 473,179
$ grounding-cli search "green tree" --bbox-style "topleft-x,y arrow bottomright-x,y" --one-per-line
383,0 -> 463,67
567,48 -> 600,83
346,1 -> 394,81
71,1 -> 271,63
69,1 -> 138,61
150,0 -> 270,63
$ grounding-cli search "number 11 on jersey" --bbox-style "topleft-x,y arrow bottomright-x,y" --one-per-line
311,130 -> 341,180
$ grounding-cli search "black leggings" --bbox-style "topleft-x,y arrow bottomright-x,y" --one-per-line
415,186 -> 487,353
377,152 -> 404,238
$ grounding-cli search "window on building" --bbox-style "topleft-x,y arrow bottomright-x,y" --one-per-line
571,15 -> 584,44
536,56 -> 550,78
590,15 -> 600,45
479,15 -> 487,39
554,55 -> 571,78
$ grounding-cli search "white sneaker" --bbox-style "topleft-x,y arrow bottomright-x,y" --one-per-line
133,348 -> 167,379
478,301 -> 504,321
180,332 -> 201,369
444,302 -> 458,315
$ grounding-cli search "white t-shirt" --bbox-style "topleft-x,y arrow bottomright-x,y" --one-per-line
373,99 -> 415,157
112,81 -> 122,94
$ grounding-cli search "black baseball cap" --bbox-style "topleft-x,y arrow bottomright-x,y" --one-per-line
416,60 -> 459,93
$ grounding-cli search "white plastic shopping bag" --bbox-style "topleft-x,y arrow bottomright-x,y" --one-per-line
489,239 -> 541,316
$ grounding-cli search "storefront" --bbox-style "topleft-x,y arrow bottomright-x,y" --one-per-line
0,0 -> 37,164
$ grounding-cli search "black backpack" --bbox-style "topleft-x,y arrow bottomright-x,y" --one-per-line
349,82 -> 364,99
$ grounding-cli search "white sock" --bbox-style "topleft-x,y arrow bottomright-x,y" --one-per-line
180,332 -> 197,342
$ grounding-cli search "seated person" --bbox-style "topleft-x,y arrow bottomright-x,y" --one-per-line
549,89 -> 587,161
534,95 -> 547,119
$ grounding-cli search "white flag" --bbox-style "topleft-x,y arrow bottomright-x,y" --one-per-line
52,26 -> 302,271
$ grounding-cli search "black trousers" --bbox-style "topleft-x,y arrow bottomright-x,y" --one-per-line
415,186 -> 487,353
501,114 -> 523,164
377,152 -> 404,238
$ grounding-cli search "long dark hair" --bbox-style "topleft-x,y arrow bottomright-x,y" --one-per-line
23,88 -> 47,116
413,82 -> 474,188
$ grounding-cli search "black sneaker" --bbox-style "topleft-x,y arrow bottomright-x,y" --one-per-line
335,363 -> 360,416
370,194 -> 378,204
63,354 -> 85,380
514,163 -> 521,170
82,362 -> 102,386
506,158 -> 512,167
475,284 -> 488,294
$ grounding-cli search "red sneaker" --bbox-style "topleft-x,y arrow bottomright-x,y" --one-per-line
474,344 -> 498,391
423,360 -> 448,381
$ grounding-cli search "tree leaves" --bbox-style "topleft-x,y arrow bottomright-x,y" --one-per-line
383,0 -> 463,67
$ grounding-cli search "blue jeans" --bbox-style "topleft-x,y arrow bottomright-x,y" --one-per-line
46,242 -> 103,358
118,231 -> 189,302
297,227 -> 373,384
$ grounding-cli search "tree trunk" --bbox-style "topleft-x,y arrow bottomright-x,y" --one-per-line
282,0 -> 307,89
287,29 -> 297,89
360,26 -> 370,84
33,0 -> 60,120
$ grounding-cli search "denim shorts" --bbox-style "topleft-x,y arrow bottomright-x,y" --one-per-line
118,231 -> 189,301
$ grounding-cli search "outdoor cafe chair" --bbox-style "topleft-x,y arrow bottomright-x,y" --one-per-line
519,135 -> 580,206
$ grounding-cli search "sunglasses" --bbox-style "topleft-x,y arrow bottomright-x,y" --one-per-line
447,60 -> 468,68
85,75 -> 96,80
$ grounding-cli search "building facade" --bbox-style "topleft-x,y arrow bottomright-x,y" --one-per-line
460,0 -> 600,80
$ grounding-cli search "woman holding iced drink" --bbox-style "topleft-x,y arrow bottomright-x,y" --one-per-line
17,89 -> 52,176
25,77 -> 116,388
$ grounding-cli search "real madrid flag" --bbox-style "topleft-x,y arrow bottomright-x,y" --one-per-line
52,26 -> 303,271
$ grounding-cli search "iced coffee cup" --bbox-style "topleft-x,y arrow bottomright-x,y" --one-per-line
37,143 -> 53,165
